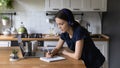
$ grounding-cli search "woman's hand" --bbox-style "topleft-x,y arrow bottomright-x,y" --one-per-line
45,48 -> 59,58
45,52 -> 53,58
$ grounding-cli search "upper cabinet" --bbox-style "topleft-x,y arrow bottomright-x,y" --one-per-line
86,0 -> 107,11
45,0 -> 63,11
45,0 -> 107,12
45,0 -> 83,11
70,0 -> 83,11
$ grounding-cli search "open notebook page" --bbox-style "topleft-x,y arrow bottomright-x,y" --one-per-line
40,56 -> 65,62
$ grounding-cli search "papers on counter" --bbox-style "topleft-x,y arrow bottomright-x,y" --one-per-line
39,46 -> 65,62
40,56 -> 65,62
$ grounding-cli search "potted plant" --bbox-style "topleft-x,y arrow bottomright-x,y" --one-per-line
1,16 -> 9,26
0,0 -> 14,9
9,49 -> 19,61
12,49 -> 18,55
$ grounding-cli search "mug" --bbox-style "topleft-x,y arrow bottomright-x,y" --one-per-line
25,42 -> 32,52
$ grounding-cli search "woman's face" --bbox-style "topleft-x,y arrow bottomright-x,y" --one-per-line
55,18 -> 70,33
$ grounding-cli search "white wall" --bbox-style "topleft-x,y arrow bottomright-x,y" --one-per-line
0,0 -> 101,34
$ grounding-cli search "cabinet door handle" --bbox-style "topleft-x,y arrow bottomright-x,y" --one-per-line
73,8 -> 80,10
93,8 -> 100,10
53,8 -> 59,10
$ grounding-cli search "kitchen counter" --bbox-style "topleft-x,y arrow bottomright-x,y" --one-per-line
0,47 -> 86,68
90,34 -> 109,41
0,34 -> 59,41
0,34 -> 109,41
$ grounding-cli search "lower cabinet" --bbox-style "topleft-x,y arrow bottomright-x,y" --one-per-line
44,41 -> 67,47
44,41 -> 57,47
11,41 -> 44,47
0,41 -> 11,47
94,41 -> 109,68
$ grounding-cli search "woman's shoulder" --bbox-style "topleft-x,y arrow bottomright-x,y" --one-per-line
60,32 -> 69,40
60,32 -> 68,37
73,26 -> 90,38
74,26 -> 86,32
61,32 -> 68,35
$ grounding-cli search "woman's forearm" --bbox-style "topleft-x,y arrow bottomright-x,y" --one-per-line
61,48 -> 80,60
62,51 -> 80,60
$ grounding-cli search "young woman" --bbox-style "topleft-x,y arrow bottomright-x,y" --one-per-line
46,8 -> 105,68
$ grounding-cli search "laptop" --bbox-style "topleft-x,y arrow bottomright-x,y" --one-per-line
17,34 -> 44,58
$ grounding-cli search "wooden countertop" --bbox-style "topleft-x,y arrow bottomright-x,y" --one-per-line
0,34 -> 109,41
0,47 -> 86,68
0,35 -> 59,41
91,34 -> 109,41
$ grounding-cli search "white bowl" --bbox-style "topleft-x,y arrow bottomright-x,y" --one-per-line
3,31 -> 10,36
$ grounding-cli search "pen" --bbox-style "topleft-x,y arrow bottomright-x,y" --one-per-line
45,45 -> 51,54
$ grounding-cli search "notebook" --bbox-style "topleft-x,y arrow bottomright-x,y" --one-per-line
40,56 -> 65,62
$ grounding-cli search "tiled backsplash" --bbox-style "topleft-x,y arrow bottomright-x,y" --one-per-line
12,12 -> 101,34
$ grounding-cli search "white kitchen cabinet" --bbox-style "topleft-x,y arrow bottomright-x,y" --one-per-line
70,0 -> 83,11
94,41 -> 109,68
62,0 -> 71,9
45,0 -> 107,12
45,0 -> 71,11
91,0 -> 107,11
0,41 -> 11,47
44,41 -> 57,47
84,0 -> 107,12
45,0 -> 83,11
44,41 -> 67,47
45,0 -> 63,11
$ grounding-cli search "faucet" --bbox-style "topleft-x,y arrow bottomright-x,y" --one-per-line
86,23 -> 92,34
86,23 -> 90,30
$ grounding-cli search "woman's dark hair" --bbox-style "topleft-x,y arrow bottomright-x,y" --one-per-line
55,8 -> 80,28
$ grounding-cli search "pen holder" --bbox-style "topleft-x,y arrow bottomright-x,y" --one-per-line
31,41 -> 38,52
25,41 -> 32,52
